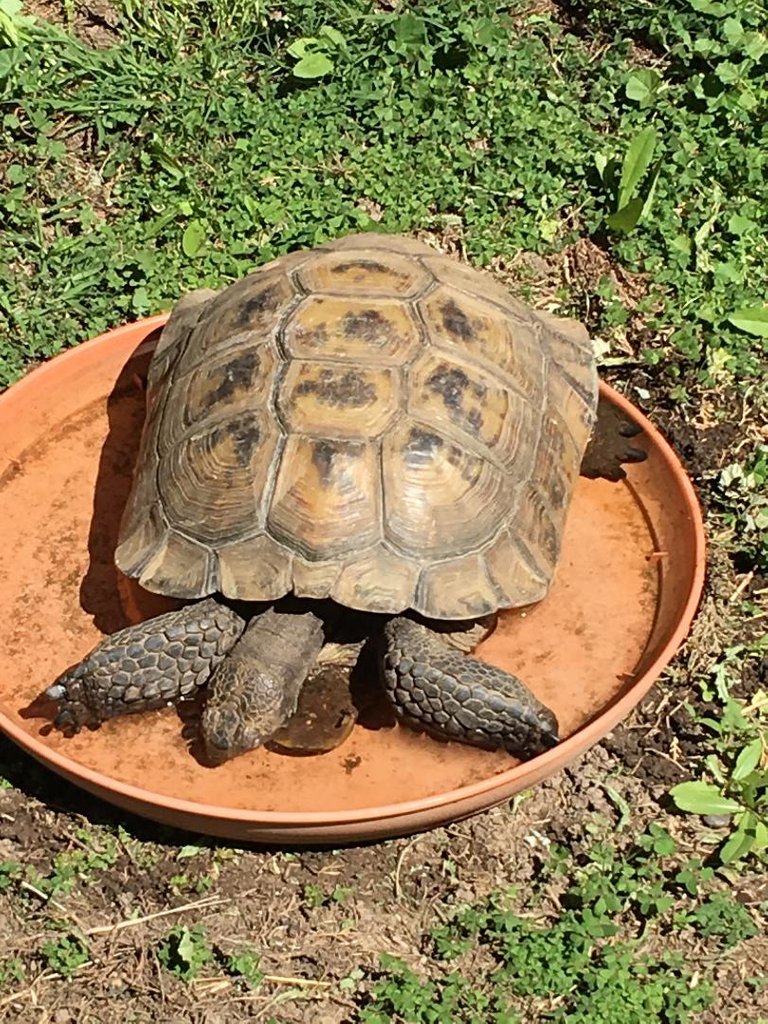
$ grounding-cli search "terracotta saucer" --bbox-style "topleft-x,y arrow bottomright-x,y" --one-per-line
0,317 -> 705,843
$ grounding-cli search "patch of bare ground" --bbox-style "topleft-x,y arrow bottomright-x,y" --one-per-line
25,0 -> 120,49
2,724 -> 766,1021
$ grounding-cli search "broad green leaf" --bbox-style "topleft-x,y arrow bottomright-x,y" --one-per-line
753,821 -> 768,852
625,69 -> 661,105
618,127 -> 657,209
181,220 -> 206,258
394,13 -> 427,47
727,306 -> 768,337
293,52 -> 334,78
131,286 -> 150,313
688,0 -> 728,15
669,781 -> 741,816
287,37 -> 315,59
0,8 -> 19,46
606,196 -> 644,233
5,162 -> 24,184
737,88 -> 758,110
472,17 -> 504,47
320,25 -> 345,48
177,844 -> 204,860
0,45 -> 20,80
732,738 -> 763,782
640,158 -> 662,220
177,928 -> 202,964
745,32 -> 768,59
720,814 -> 756,863
716,61 -> 740,85
722,16 -> 744,43
728,213 -> 755,235
538,217 -> 559,242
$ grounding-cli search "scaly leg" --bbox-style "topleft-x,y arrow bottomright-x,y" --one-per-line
46,598 -> 245,729
381,617 -> 558,759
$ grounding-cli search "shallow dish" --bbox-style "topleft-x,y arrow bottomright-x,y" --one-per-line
0,317 -> 705,843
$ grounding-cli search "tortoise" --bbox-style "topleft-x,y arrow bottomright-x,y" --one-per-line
46,232 -> 645,764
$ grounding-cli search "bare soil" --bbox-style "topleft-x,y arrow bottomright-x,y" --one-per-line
1,732 -> 766,1022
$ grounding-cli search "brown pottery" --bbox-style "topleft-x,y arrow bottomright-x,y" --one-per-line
0,317 -> 706,843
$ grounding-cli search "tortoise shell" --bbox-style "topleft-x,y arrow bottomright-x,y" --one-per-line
116,233 -> 597,620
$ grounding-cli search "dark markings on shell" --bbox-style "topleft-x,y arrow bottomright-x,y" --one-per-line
440,299 -> 475,342
425,365 -> 487,438
426,365 -> 468,410
342,308 -> 390,343
467,407 -> 483,434
300,322 -> 329,349
236,284 -> 281,327
406,427 -> 444,464
334,260 -> 392,276
296,368 -> 376,408
426,365 -> 486,410
550,476 -> 566,509
210,417 -> 262,467
312,440 -> 338,486
402,421 -> 481,490
231,418 -> 262,466
204,350 -> 260,406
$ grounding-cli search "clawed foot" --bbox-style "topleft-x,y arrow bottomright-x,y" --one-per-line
382,618 -> 559,759
580,395 -> 647,482
46,599 -> 244,731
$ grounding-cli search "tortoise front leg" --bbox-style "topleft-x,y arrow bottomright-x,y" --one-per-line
46,598 -> 245,730
381,618 -> 558,759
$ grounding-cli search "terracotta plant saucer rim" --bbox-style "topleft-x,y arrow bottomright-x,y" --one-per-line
0,316 -> 706,830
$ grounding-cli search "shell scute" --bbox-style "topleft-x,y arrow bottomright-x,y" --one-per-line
283,295 -> 422,365
157,409 -> 278,546
267,436 -> 380,561
297,250 -> 430,298
160,342 -> 277,453
278,361 -> 399,440
174,270 -> 296,377
381,417 -> 513,561
420,285 -> 546,401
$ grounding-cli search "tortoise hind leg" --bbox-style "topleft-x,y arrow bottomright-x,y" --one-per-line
46,598 -> 244,730
381,617 -> 559,759
580,393 -> 647,482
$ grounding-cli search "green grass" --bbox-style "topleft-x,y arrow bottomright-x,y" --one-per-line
1,0 -> 766,387
357,827 -> 760,1022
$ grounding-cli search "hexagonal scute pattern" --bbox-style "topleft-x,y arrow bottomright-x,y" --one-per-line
117,233 -> 598,618
296,250 -> 430,298
419,285 -> 546,399
174,269 -> 296,377
282,295 -> 423,365
267,436 -> 381,561
407,349 -> 530,465
158,409 -> 278,546
159,342 -> 277,453
278,360 -> 400,440
381,417 -> 514,560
